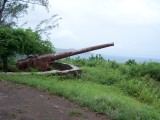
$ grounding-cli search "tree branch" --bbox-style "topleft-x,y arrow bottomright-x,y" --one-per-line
0,0 -> 8,23
7,0 -> 48,7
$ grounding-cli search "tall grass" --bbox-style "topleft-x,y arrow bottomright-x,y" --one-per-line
61,58 -> 160,109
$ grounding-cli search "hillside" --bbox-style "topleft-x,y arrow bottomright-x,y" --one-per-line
1,57 -> 160,120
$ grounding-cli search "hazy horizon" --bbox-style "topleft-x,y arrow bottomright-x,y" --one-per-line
55,47 -> 160,63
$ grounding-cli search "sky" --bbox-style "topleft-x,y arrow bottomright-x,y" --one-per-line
19,0 -> 160,58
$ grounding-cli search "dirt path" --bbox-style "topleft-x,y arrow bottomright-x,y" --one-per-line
0,81 -> 109,120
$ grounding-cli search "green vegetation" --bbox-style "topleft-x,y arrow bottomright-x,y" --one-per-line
68,109 -> 81,116
1,57 -> 160,120
0,0 -> 49,27
0,0 -> 59,72
0,27 -> 54,72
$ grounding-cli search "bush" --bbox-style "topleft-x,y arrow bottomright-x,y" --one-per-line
140,62 -> 160,81
108,61 -> 120,69
118,65 -> 130,75
125,59 -> 137,66
128,64 -> 141,77
81,66 -> 126,85
117,78 -> 160,107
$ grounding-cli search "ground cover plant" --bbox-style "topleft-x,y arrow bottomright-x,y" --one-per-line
0,56 -> 160,120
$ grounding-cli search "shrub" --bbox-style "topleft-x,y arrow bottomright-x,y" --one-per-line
117,78 -> 160,107
108,61 -> 120,69
140,62 -> 160,81
125,59 -> 137,66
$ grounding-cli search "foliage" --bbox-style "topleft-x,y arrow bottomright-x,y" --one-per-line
140,62 -> 160,81
68,109 -> 81,116
0,0 -> 49,27
60,58 -> 160,106
0,27 -> 54,55
0,27 -> 54,71
89,54 -> 105,61
14,28 -> 54,55
0,0 -> 61,40
35,14 -> 62,39
1,57 -> 160,119
125,59 -> 137,66
1,74 -> 160,120
59,54 -> 105,67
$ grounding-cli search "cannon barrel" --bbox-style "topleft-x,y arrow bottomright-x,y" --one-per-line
17,42 -> 114,71
42,42 -> 114,60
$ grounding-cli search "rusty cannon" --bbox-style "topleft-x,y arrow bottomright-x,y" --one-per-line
16,42 -> 114,71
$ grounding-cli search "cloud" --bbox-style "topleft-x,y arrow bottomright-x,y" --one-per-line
111,0 -> 160,24
50,0 -> 160,25
18,0 -> 160,58
56,30 -> 74,38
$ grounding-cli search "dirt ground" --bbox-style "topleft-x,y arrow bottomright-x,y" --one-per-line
0,81 -> 109,120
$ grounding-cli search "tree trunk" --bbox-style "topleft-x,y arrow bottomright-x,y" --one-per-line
1,55 -> 8,72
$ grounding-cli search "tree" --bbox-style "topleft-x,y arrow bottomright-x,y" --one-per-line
0,28 -> 18,71
0,0 -> 59,72
125,59 -> 137,66
0,0 -> 62,38
14,28 -> 54,56
0,0 -> 49,27
0,27 -> 54,72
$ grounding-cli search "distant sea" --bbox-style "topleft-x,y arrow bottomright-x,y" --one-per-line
71,54 -> 160,63
102,55 -> 160,63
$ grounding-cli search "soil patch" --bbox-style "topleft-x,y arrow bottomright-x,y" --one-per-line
0,81 -> 109,120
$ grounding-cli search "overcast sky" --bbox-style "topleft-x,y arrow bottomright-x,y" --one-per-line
19,0 -> 160,58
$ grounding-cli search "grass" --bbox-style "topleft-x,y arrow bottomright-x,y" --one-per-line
0,58 -> 160,120
0,73 -> 160,120
68,109 -> 81,116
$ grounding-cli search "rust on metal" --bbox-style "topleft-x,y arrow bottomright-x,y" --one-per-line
16,42 -> 114,71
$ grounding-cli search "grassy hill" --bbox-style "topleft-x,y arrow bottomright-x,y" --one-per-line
1,57 -> 160,120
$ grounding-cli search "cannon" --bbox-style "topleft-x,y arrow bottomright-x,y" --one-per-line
17,42 -> 114,71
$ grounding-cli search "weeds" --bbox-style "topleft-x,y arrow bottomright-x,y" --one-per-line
68,109 -> 81,116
